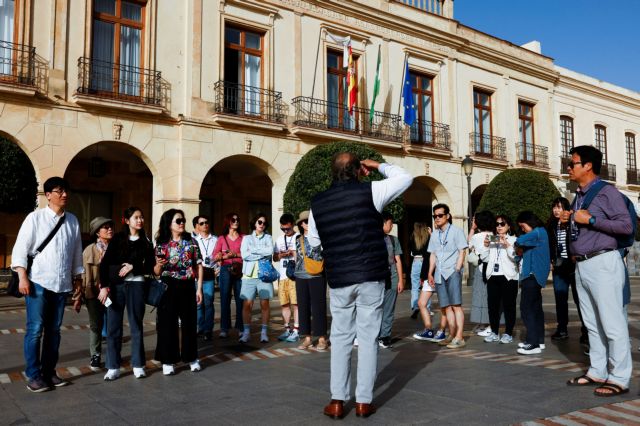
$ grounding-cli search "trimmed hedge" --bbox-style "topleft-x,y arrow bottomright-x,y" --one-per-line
283,141 -> 404,221
477,168 -> 559,224
0,138 -> 38,213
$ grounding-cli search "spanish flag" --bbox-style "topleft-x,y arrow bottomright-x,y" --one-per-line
347,43 -> 357,115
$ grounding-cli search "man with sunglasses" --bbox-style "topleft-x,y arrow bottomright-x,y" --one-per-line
308,152 -> 412,419
192,215 -> 218,341
11,177 -> 84,392
273,213 -> 300,342
563,145 -> 633,397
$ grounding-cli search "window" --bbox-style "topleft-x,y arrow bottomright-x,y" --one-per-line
560,116 -> 574,158
473,89 -> 492,154
410,71 -> 435,144
91,0 -> 145,95
224,26 -> 263,115
626,133 -> 636,170
518,101 -> 535,162
0,0 -> 16,76
595,125 -> 607,163
326,50 -> 355,130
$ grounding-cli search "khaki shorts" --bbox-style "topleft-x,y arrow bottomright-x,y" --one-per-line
278,278 -> 297,305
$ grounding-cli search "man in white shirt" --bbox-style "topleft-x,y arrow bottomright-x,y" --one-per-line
273,213 -> 300,342
192,215 -> 218,341
308,154 -> 412,419
11,177 -> 83,393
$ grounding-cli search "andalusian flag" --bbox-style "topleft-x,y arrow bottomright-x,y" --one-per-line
369,45 -> 381,125
347,42 -> 357,116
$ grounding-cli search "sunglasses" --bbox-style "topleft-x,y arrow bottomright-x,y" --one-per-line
434,214 -> 447,219
567,161 -> 582,169
175,218 -> 186,225
230,217 -> 239,223
280,227 -> 292,232
496,222 -> 506,227
299,219 -> 308,225
198,221 -> 208,226
101,224 -> 114,230
257,220 -> 266,226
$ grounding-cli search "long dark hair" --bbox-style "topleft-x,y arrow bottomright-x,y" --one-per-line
117,207 -> 150,254
221,212 -> 241,236
155,208 -> 191,245
474,210 -> 495,232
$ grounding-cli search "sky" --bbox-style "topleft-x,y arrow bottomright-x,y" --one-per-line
455,0 -> 640,93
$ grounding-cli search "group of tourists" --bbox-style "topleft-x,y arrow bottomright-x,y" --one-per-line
10,144 -> 635,411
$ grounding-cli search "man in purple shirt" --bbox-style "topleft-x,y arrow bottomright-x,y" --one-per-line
563,145 -> 632,397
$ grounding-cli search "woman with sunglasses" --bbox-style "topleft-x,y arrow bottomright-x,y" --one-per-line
239,213 -> 275,343
479,215 -> 519,344
213,213 -> 245,338
99,207 -> 156,380
468,210 -> 495,337
153,209 -> 203,375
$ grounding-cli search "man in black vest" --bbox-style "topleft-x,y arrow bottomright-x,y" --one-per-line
308,152 -> 412,419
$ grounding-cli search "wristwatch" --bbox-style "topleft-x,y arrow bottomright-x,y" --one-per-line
588,216 -> 596,226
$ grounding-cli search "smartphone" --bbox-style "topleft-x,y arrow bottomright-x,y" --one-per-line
104,297 -> 112,307
489,235 -> 500,243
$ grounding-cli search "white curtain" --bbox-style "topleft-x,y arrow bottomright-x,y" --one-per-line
244,54 -> 260,114
0,0 -> 15,76
91,20 -> 114,91
119,25 -> 141,96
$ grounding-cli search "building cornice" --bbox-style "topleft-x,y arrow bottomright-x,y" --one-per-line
555,75 -> 640,111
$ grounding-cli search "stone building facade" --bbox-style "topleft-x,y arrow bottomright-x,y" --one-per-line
1,0 -> 639,267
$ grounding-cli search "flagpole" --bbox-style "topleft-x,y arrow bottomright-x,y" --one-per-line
311,28 -> 324,99
397,52 -> 408,118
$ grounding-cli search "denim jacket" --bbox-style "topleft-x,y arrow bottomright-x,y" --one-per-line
240,231 -> 274,276
515,226 -> 550,287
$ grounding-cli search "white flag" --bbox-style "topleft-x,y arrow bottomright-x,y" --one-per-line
325,30 -> 351,68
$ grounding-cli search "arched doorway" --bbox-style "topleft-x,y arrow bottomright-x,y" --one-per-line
471,184 -> 488,216
64,142 -> 153,244
199,156 -> 273,235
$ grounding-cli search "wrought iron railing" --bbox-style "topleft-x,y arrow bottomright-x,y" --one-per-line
515,142 -> 549,169
396,0 -> 445,15
214,81 -> 285,124
0,40 -> 47,92
600,163 -> 616,182
627,169 -> 640,185
410,120 -> 451,150
469,132 -> 507,161
560,156 -> 572,174
77,57 -> 168,108
292,96 -> 403,142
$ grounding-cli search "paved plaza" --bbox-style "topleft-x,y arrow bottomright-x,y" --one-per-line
1,280 -> 640,425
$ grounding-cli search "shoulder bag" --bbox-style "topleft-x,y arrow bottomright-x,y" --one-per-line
223,236 -> 242,279
8,215 -> 66,298
301,236 -> 323,275
258,258 -> 280,283
145,278 -> 167,307
284,235 -> 296,280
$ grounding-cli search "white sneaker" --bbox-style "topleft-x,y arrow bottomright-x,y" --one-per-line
133,367 -> 146,378
353,338 -> 359,347
190,360 -> 201,372
162,364 -> 175,376
518,342 -> 545,349
477,326 -> 492,337
483,332 -> 500,343
260,330 -> 269,343
103,369 -> 120,381
239,331 -> 250,343
540,344 -> 546,350
499,334 -> 513,344
517,344 -> 542,355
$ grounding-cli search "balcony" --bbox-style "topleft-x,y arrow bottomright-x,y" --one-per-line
469,132 -> 507,161
0,40 -> 48,95
600,163 -> 616,182
76,57 -> 169,113
627,169 -> 640,186
291,96 -> 403,146
515,142 -> 549,169
409,120 -> 451,152
213,81 -> 286,129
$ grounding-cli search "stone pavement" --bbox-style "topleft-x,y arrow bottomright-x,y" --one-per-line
1,280 -> 640,425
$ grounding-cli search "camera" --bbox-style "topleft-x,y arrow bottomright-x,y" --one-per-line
283,260 -> 291,267
488,235 -> 500,243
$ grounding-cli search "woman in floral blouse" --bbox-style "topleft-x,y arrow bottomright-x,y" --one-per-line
154,209 -> 203,375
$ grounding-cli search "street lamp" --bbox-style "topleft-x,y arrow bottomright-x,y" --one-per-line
462,155 -> 474,232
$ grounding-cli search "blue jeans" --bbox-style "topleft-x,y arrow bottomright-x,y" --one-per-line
197,280 -> 215,333
219,265 -> 243,332
24,282 -> 67,380
410,258 -> 430,312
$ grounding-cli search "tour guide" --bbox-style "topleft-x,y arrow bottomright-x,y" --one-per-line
307,153 -> 412,419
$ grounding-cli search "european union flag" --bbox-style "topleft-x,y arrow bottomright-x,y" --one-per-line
402,59 -> 416,126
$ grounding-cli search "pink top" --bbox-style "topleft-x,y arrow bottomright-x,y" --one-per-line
213,234 -> 244,266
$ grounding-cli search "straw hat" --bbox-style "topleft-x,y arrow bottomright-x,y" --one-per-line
89,216 -> 113,236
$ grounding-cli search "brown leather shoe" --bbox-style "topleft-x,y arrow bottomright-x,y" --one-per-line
355,402 -> 377,418
323,399 -> 345,419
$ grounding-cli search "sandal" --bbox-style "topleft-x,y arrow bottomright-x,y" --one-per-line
566,374 -> 601,386
594,382 -> 629,397
316,340 -> 328,352
298,338 -> 313,350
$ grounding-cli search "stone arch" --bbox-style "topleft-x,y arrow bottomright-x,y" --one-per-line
471,184 -> 488,216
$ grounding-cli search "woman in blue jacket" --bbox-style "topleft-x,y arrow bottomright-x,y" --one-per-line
514,211 -> 550,355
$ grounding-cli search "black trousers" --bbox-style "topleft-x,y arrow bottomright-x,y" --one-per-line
487,275 -> 518,335
553,271 -> 588,337
295,276 -> 328,337
520,276 -> 545,345
106,281 -> 146,369
155,277 -> 198,364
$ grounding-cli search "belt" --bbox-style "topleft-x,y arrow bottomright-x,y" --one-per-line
413,255 -> 423,259
573,249 -> 614,263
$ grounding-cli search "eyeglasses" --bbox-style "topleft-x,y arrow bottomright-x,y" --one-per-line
280,227 -> 292,232
175,218 -> 186,225
50,189 -> 68,195
257,220 -> 266,226
434,214 -> 447,219
198,221 -> 208,226
496,222 -> 506,227
230,217 -> 239,223
567,161 -> 582,169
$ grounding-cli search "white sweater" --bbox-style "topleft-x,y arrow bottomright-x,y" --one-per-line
477,234 -> 519,281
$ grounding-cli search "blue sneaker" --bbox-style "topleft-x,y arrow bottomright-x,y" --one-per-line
431,329 -> 446,342
278,328 -> 291,341
413,329 -> 435,341
285,329 -> 300,342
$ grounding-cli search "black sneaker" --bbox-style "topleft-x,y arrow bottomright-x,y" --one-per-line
90,354 -> 101,371
377,337 -> 392,349
27,377 -> 52,393
46,374 -> 69,387
410,309 -> 419,319
551,330 -> 569,341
